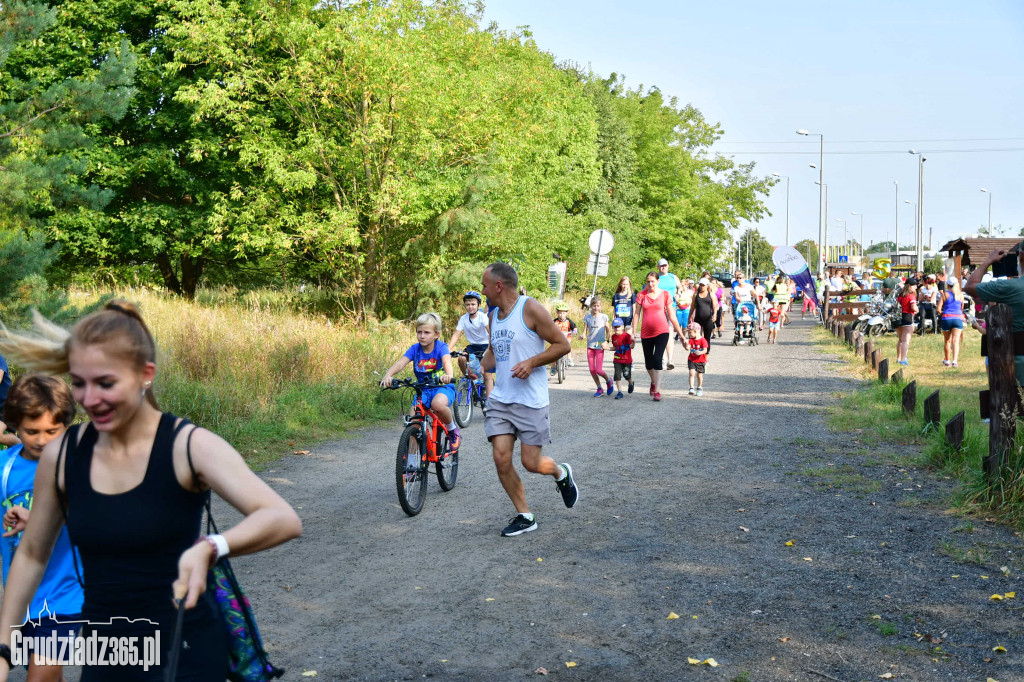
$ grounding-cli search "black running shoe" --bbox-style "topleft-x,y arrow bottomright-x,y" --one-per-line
556,463 -> 578,508
501,514 -> 538,537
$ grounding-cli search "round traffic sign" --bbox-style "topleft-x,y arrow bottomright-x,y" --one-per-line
588,229 -> 614,255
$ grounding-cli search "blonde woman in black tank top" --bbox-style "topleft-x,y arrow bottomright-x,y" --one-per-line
0,301 -> 302,680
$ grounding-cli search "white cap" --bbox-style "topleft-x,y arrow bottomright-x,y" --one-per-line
657,258 -> 669,266
698,277 -> 710,285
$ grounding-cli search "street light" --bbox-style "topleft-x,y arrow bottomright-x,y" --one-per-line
904,200 -> 918,270
893,181 -> 899,267
980,188 -> 992,233
772,173 -> 790,245
815,181 -> 828,264
798,129 -> 825,280
835,218 -> 848,261
851,211 -> 864,259
908,150 -> 927,270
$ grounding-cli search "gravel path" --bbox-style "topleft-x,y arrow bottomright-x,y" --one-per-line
146,320 -> 1024,680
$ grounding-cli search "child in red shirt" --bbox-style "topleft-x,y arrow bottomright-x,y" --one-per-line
686,324 -> 709,397
767,304 -> 782,344
610,318 -> 634,399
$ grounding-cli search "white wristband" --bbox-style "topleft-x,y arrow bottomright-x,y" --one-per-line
207,534 -> 230,561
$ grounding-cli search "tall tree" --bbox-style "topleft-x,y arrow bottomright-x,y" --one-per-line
171,0 -> 600,316
736,228 -> 774,275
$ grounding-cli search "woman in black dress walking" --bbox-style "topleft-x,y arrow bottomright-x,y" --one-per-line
691,280 -> 719,351
0,301 -> 302,680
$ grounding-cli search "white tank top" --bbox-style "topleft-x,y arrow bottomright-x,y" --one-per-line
489,296 -> 549,409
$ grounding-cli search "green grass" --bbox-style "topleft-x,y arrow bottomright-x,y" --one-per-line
870,618 -> 899,636
814,326 -> 1024,531
62,288 -> 415,467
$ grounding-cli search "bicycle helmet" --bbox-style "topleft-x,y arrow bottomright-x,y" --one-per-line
555,303 -> 569,311
463,290 -> 482,303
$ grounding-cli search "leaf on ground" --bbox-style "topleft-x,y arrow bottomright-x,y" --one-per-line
871,615 -> 882,619
981,575 -> 989,579
785,539 -> 795,546
534,667 -> 548,675
565,661 -> 576,668
301,672 -> 317,678
293,450 -> 310,455
987,678 -> 1000,682
803,557 -> 813,561
666,612 -> 680,619
485,598 -> 495,602
687,658 -> 701,665
1005,592 -> 1016,599
537,558 -> 543,562
990,594 -> 1004,601
779,637 -> 791,643
878,674 -> 895,679
993,645 -> 1007,653
739,526 -> 750,532
703,658 -> 719,667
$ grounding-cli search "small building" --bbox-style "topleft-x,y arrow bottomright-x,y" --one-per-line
940,236 -> 1020,276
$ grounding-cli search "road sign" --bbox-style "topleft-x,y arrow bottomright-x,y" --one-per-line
586,252 -> 609,277
838,255 -> 848,263
588,229 -> 615,255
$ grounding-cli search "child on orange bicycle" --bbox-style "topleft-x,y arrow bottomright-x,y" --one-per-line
380,312 -> 460,451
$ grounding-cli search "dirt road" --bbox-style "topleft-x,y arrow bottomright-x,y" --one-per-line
232,319 -> 1022,681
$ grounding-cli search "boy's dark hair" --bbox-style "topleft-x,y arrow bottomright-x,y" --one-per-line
3,374 -> 76,428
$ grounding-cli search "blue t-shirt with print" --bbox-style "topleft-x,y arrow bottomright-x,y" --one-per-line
1,445 -> 84,618
403,341 -> 451,382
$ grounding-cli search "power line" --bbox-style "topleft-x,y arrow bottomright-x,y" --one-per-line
715,137 -> 1024,145
714,147 -> 1024,156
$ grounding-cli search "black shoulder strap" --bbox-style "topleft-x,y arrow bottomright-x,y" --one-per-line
184,424 -> 218,535
54,425 -> 84,588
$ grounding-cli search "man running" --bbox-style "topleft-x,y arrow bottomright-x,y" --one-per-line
480,263 -> 579,537
656,258 -> 681,369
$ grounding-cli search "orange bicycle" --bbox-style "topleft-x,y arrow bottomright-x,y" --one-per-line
383,377 -> 459,516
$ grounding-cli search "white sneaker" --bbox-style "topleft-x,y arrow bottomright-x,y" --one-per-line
688,387 -> 696,395
695,388 -> 703,397
567,356 -> 575,367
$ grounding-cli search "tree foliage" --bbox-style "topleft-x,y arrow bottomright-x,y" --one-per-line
736,228 -> 774,276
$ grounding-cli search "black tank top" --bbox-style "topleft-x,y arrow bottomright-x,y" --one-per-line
64,413 -> 211,623
693,292 -> 715,323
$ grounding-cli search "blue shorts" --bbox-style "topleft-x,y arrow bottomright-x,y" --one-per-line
465,344 -> 494,374
940,318 -> 964,331
418,385 -> 456,409
769,321 -> 780,330
676,308 -> 690,328
20,614 -> 82,666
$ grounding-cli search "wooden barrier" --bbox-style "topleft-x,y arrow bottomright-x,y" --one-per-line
878,358 -> 889,382
854,332 -> 865,357
946,411 -> 965,452
871,348 -> 880,370
864,339 -> 874,363
902,380 -> 916,415
891,368 -> 904,384
924,390 -> 940,426
986,304 -> 1016,483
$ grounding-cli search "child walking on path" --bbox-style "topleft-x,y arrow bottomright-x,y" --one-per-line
686,324 -> 709,397
767,303 -> 782,344
583,299 -> 613,397
610,318 -> 635,399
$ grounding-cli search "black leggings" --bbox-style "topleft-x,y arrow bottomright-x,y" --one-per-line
641,333 -> 669,370
695,317 -> 715,349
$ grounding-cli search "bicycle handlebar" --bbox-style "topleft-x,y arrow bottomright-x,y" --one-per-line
381,376 -> 449,391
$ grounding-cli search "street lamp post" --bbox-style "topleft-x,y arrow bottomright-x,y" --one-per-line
816,181 -> 828,264
904,200 -> 917,270
772,173 -> 790,245
980,188 -> 992,233
851,212 -> 864,260
835,218 -> 847,261
798,129 -> 824,280
908,150 -> 926,270
893,181 -> 899,268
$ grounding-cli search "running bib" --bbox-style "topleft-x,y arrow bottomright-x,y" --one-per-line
615,302 -> 631,317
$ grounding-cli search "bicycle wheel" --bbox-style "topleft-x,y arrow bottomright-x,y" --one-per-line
435,429 -> 458,491
453,379 -> 473,427
396,424 -> 428,516
556,357 -> 566,384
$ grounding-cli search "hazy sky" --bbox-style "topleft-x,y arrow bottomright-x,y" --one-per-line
483,0 -> 1024,254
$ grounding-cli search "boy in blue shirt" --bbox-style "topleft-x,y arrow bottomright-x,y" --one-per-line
380,313 -> 460,451
1,374 -> 83,679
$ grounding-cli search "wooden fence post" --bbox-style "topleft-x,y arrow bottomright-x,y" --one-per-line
855,333 -> 865,357
871,348 -> 881,370
945,410 -> 965,452
986,303 -> 1016,483
891,368 -> 904,384
924,390 -> 941,426
823,286 -> 831,322
902,380 -> 917,415
878,358 -> 889,382
864,339 -> 874,363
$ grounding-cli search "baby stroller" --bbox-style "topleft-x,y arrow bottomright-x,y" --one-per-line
732,301 -> 759,346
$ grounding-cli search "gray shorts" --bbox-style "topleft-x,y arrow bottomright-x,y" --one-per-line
484,399 -> 551,446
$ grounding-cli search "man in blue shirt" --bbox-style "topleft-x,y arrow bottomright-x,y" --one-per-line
656,258 -> 681,369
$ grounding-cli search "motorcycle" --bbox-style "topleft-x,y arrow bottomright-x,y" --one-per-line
866,293 -> 900,336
